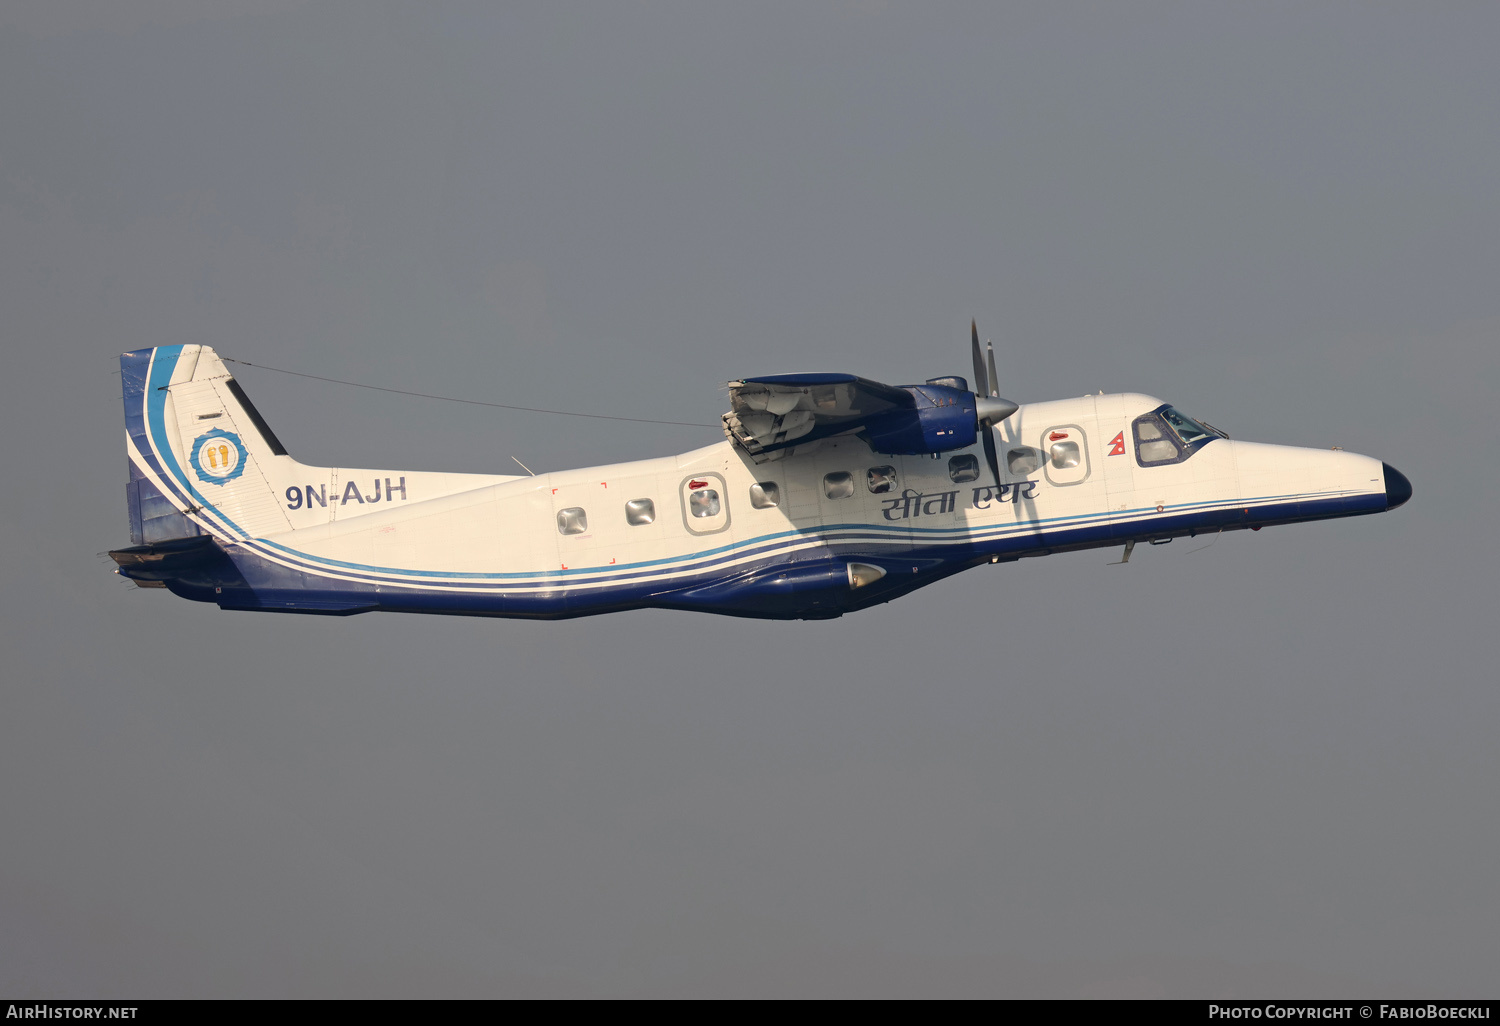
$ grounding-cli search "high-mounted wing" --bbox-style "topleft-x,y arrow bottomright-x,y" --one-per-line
723,373 -> 914,462
725,324 -> 1020,466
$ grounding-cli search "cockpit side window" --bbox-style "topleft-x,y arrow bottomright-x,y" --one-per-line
1135,416 -> 1180,465
1133,404 -> 1224,467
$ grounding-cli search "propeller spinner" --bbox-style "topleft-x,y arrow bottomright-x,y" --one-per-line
969,320 -> 1019,486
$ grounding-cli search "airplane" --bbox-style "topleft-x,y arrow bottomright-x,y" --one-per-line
109,326 -> 1411,620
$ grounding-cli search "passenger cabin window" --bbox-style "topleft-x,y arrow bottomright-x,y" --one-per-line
1050,441 -> 1081,469
688,488 -> 721,518
948,454 -> 980,483
625,498 -> 655,526
1007,447 -> 1043,475
749,481 -> 780,509
823,471 -> 855,499
1133,404 -> 1225,467
557,507 -> 588,535
867,466 -> 896,494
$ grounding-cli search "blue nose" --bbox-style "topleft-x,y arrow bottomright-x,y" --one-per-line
1383,463 -> 1412,510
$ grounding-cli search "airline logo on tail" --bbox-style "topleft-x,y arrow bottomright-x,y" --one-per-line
189,428 -> 247,484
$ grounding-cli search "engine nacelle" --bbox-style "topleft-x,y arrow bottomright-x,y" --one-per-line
862,384 -> 978,455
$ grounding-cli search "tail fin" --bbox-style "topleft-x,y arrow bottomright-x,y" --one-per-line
122,345 -> 297,544
120,345 -> 518,555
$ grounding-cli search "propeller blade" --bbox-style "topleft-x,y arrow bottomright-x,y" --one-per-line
971,317 -> 1018,433
970,320 -> 988,398
982,424 -> 1003,488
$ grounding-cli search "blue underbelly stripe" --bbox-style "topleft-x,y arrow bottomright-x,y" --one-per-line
230,487 -> 1375,593
218,490 -> 1377,613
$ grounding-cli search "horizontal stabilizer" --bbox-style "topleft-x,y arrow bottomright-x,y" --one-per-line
109,535 -> 224,582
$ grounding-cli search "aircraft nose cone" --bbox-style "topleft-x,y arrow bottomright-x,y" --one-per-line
1383,463 -> 1412,510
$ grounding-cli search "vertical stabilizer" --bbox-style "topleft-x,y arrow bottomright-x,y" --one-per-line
120,344 -> 520,555
122,345 -> 296,543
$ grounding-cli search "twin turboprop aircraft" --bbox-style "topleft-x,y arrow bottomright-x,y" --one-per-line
111,326 -> 1411,620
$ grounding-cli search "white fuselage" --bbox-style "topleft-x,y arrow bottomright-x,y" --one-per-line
239,393 -> 1387,608
116,345 -> 1403,619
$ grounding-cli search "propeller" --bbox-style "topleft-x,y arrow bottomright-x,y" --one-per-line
969,320 -> 1019,487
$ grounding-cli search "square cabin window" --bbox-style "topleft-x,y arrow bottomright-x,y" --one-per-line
749,481 -> 780,509
1007,447 -> 1043,475
823,471 -> 855,499
625,498 -> 655,526
867,465 -> 897,494
557,507 -> 588,535
689,488 -> 721,518
1050,441 -> 1081,470
948,454 -> 980,483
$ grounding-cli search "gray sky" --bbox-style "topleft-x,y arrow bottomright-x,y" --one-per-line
2,1 -> 1496,997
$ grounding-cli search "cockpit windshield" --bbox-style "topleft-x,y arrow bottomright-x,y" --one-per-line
1160,407 -> 1220,445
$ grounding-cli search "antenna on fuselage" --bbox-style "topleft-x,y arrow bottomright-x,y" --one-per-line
510,456 -> 536,476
